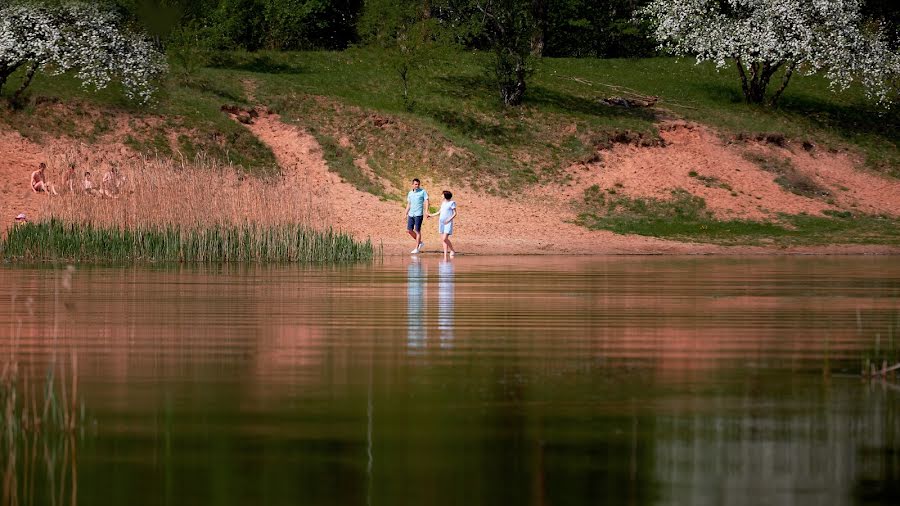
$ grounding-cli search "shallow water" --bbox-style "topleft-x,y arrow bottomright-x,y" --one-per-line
1,256 -> 898,506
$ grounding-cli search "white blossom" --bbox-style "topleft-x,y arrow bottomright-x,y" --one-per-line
639,0 -> 900,106
0,1 -> 167,104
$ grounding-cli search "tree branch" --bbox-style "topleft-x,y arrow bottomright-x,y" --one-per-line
768,62 -> 797,107
735,57 -> 750,103
13,61 -> 39,101
0,60 -> 28,97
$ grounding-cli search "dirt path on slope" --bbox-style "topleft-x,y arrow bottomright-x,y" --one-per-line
242,113 -> 900,256
243,112 -> 746,255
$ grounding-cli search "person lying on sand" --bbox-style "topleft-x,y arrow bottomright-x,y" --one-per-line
31,163 -> 58,195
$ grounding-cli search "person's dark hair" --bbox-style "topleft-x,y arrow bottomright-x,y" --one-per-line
443,190 -> 452,200
84,171 -> 91,176
39,162 -> 46,169
412,178 -> 420,184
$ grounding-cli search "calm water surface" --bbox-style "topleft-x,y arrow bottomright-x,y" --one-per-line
1,256 -> 898,506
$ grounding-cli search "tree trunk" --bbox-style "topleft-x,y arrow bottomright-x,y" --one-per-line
0,65 -> 12,96
497,54 -> 528,106
13,62 -> 39,101
768,62 -> 797,106
530,0 -> 547,57
738,58 -> 787,105
0,60 -> 28,97
735,58 -> 750,103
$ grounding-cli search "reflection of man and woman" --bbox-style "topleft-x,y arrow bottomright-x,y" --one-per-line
407,259 -> 455,352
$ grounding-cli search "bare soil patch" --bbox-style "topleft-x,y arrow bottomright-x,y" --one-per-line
563,121 -> 900,222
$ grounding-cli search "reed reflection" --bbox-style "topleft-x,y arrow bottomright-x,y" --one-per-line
407,258 -> 426,352
438,260 -> 455,348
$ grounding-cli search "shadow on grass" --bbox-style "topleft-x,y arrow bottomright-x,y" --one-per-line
178,76 -> 245,102
435,74 -> 659,123
433,74 -> 496,101
777,94 -> 900,139
208,53 -> 304,75
421,105 -> 529,145
693,82 -> 900,141
687,82 -> 747,105
527,85 -> 660,122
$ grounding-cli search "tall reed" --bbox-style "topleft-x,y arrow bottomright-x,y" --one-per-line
2,220 -> 373,263
5,150 -> 374,262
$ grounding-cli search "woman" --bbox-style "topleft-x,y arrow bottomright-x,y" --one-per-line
428,190 -> 458,258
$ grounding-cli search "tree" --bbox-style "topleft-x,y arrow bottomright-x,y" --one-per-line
0,2 -> 167,104
359,0 -> 440,109
442,0 -> 538,106
640,0 -> 900,106
541,0 -> 655,58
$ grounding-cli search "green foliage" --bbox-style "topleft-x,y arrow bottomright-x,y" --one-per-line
543,0 -> 655,57
441,0 -> 539,106
358,0 -> 445,109
1,219 -> 374,263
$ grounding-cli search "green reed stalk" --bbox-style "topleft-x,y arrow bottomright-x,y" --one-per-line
1,219 -> 373,263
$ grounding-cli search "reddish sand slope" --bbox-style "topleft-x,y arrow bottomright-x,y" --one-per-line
2,113 -> 898,255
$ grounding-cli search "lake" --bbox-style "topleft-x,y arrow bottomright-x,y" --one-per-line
1,256 -> 898,506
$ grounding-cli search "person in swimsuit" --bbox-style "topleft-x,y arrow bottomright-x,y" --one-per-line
31,163 -> 58,195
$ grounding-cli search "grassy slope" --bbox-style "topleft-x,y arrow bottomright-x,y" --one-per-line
2,48 -> 897,245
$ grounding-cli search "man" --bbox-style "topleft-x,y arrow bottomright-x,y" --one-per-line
404,178 -> 429,254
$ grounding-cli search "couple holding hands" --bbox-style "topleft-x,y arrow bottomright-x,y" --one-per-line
404,178 -> 457,257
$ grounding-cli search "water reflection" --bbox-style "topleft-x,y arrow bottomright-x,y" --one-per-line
0,257 -> 898,505
407,259 -> 426,352
653,380 -> 900,506
438,260 -> 454,348
2,433 -> 79,506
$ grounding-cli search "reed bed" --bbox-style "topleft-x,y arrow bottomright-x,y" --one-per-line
2,219 -> 373,263
7,150 -> 374,263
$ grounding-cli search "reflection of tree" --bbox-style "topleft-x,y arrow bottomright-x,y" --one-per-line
654,380 -> 900,505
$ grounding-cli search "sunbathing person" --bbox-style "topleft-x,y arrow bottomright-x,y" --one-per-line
101,165 -> 126,196
31,163 -> 58,195
82,171 -> 99,196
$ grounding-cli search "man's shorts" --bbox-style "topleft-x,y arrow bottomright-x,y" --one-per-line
407,215 -> 424,232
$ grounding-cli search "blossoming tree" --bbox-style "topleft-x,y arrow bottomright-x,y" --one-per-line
0,2 -> 167,104
640,0 -> 900,106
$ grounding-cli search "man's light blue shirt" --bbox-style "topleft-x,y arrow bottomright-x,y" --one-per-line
407,188 -> 428,217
